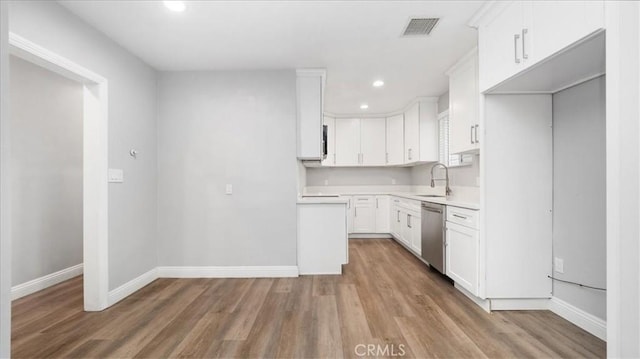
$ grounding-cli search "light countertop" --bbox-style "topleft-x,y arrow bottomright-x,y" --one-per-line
303,191 -> 479,210
297,195 -> 349,205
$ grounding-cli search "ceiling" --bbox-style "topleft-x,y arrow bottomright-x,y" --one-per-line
59,1 -> 482,114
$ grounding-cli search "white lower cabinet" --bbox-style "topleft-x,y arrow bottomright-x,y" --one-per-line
390,199 -> 401,238
344,196 -> 354,234
374,196 -> 390,233
352,196 -> 376,233
445,207 -> 480,296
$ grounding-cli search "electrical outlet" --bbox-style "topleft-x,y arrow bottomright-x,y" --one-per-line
391,178 -> 397,185
554,257 -> 564,273
324,179 -> 329,185
225,184 -> 233,195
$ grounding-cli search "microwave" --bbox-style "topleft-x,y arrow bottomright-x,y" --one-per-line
322,124 -> 328,160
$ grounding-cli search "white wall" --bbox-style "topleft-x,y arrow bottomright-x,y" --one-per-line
437,91 -> 449,114
157,70 -> 298,267
0,2 -> 11,356
552,76 -> 606,320
10,56 -> 83,286
606,1 -> 640,356
306,167 -> 412,186
9,1 -> 158,290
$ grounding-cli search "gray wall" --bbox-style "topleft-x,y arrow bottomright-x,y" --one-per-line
0,1 -> 10,355
9,1 -> 158,290
157,70 -> 298,266
552,76 -> 606,320
306,167 -> 412,186
410,155 -> 479,187
10,56 -> 83,285
438,91 -> 449,114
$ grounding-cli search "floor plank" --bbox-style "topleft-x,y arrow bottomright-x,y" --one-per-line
12,239 -> 606,358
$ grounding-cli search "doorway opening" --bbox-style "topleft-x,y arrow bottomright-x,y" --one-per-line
9,33 -> 109,311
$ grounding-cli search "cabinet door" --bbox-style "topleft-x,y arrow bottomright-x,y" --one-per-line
446,222 -> 479,296
335,119 -> 361,166
390,200 -> 402,238
360,118 -> 387,166
386,114 -> 404,165
345,196 -> 354,234
479,1 -> 528,92
449,53 -> 480,155
322,116 -> 335,166
409,212 -> 422,255
400,211 -> 412,246
530,1 -> 604,64
404,103 -> 420,163
353,196 -> 376,233
375,196 -> 390,233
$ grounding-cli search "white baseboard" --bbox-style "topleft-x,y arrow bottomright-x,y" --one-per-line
489,298 -> 550,311
349,234 -> 393,239
157,266 -> 299,278
108,267 -> 158,306
454,283 -> 491,312
549,296 -> 607,341
11,264 -> 83,300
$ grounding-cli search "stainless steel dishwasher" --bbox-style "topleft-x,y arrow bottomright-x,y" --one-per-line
421,202 -> 446,273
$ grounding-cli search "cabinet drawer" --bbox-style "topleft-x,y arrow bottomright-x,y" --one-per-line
353,196 -> 375,207
446,206 -> 479,229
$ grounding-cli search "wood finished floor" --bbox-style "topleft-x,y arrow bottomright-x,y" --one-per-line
12,239 -> 605,358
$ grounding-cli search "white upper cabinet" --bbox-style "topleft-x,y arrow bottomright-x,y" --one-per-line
386,114 -> 404,165
529,1 -> 604,64
404,103 -> 420,163
360,118 -> 387,166
473,1 -> 604,93
322,116 -> 335,166
334,118 -> 361,166
296,69 -> 326,159
448,49 -> 480,155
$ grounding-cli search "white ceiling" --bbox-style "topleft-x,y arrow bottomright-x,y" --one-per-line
59,1 -> 482,114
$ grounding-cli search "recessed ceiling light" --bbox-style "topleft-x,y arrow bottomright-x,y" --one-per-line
373,80 -> 385,87
360,104 -> 369,110
164,1 -> 186,12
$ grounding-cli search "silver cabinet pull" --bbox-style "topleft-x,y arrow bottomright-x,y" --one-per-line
452,214 -> 468,220
407,214 -> 412,228
376,198 -> 379,208
355,207 -> 357,217
397,210 -> 400,222
514,34 -> 521,63
470,126 -> 474,144
333,153 -> 336,164
408,148 -> 412,160
474,125 -> 479,144
386,152 -> 389,164
522,28 -> 528,59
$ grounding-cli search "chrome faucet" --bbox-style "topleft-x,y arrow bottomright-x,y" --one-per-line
430,163 -> 452,196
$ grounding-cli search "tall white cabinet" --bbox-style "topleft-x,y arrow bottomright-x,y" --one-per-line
447,49 -> 480,154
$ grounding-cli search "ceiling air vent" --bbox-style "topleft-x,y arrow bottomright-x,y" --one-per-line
402,18 -> 440,36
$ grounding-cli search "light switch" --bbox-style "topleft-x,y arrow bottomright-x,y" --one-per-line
225,184 -> 233,195
108,168 -> 124,183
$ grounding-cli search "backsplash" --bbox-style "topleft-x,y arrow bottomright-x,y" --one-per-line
306,167 -> 413,186
410,154 -> 480,188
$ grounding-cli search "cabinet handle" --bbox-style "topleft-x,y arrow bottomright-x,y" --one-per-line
407,214 -> 412,228
522,28 -> 528,60
514,34 -> 521,64
355,207 -> 357,217
453,214 -> 468,220
386,152 -> 389,164
397,210 -> 400,222
470,126 -> 474,144
474,125 -> 479,144
376,198 -> 379,208
408,148 -> 412,160
333,153 -> 336,164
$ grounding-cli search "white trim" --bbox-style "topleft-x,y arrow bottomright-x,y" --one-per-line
9,33 -> 110,311
454,282 -> 491,312
445,47 -> 478,76
108,268 -> 158,307
324,96 -> 438,119
489,298 -> 550,311
157,266 -> 299,278
11,264 -> 83,300
348,234 -> 393,239
549,296 -> 607,341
